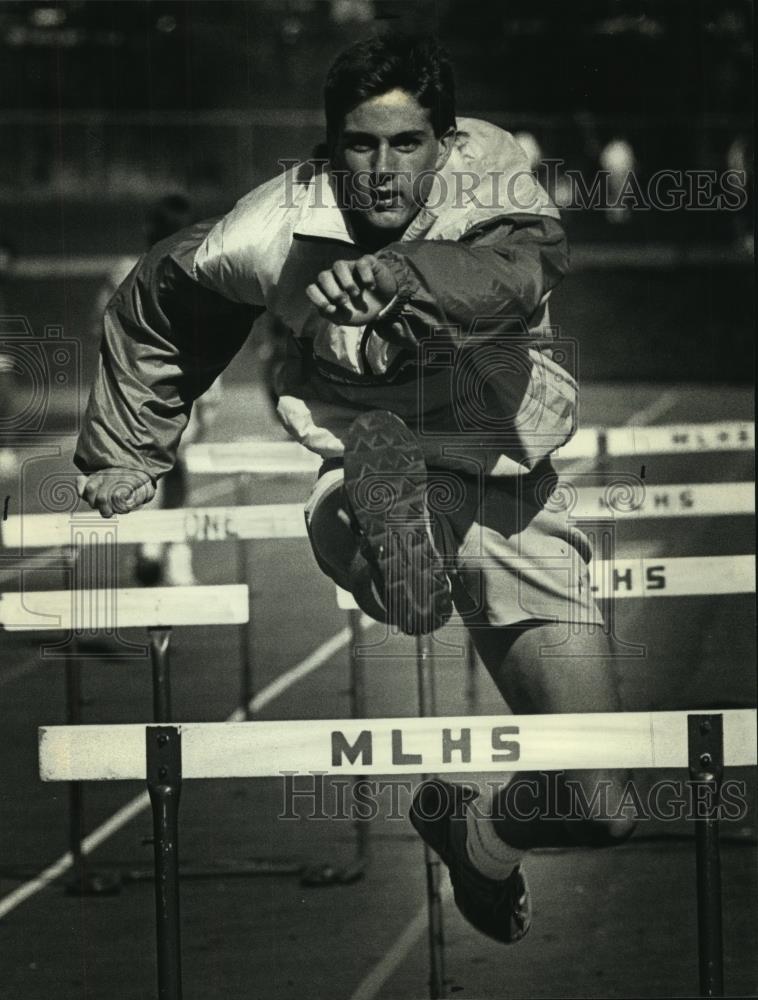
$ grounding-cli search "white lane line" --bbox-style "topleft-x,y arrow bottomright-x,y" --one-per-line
0,793 -> 151,921
0,617 -> 371,922
229,624 -> 360,719
348,882 -> 454,1000
626,387 -> 680,428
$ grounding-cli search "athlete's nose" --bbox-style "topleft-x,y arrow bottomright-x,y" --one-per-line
372,142 -> 395,183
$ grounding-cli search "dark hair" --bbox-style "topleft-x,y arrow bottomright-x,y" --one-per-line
144,193 -> 192,247
324,34 -> 455,147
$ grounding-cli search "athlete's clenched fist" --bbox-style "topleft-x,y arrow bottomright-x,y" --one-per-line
77,468 -> 156,519
306,254 -> 398,326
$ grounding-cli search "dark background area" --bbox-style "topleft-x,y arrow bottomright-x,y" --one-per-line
0,0 -> 754,383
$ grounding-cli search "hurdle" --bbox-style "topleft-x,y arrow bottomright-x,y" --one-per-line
1,583 -> 248,894
1,504 -> 446,900
2,500 -> 307,722
38,709 -> 757,999
2,507 -> 369,885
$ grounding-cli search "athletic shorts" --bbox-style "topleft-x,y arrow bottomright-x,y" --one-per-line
304,459 -> 603,628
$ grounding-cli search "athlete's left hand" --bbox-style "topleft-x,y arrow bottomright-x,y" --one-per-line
306,255 -> 398,326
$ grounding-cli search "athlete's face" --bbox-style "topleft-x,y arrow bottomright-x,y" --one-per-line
332,88 -> 454,240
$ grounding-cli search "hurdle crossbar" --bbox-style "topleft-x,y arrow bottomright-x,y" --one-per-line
39,709 -> 756,780
605,421 -> 753,457
1,505 -> 307,548
0,584 -> 250,631
336,554 -> 754,611
179,435 -> 597,472
4,481 -> 753,552
184,440 -> 322,475
181,420 -> 753,477
562,482 -> 754,519
184,429 -> 601,471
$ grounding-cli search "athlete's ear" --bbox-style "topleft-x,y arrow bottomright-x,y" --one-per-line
435,126 -> 457,171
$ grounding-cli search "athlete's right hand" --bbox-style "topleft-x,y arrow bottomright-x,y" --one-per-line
76,468 -> 156,519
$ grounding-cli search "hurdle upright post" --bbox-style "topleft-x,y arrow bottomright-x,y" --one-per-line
688,714 -> 725,998
416,632 -> 447,1000
146,725 -> 183,1000
348,609 -> 370,869
149,628 -> 173,723
62,644 -> 121,895
63,650 -> 86,890
465,635 -> 478,712
235,475 -> 255,719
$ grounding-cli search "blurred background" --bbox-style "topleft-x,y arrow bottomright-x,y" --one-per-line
0,0 -> 753,388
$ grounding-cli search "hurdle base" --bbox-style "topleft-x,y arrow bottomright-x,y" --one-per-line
64,870 -> 122,896
299,858 -> 367,887
125,858 -> 303,881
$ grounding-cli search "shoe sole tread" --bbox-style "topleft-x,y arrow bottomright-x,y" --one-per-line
344,412 -> 452,635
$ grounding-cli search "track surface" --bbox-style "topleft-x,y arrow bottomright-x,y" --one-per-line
0,380 -> 755,1000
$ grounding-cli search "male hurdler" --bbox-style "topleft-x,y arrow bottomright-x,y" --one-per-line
77,34 -> 634,944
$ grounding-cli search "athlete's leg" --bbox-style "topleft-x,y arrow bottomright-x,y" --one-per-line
303,465 -> 388,622
468,619 -> 636,846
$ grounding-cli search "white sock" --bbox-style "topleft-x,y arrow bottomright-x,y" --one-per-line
166,542 -> 196,587
465,787 -> 523,881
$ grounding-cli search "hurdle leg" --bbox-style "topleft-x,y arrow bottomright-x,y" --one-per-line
149,627 -> 173,723
348,609 -> 370,870
300,610 -> 368,887
688,714 -> 725,998
235,474 -> 255,719
64,650 -> 121,895
64,651 -> 86,889
465,634 -> 478,712
147,725 -> 183,1000
416,633 -> 447,1000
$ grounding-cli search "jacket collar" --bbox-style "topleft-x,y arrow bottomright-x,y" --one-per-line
292,170 -> 355,244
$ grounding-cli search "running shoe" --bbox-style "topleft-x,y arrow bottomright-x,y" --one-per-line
343,410 -> 452,635
410,779 -> 532,945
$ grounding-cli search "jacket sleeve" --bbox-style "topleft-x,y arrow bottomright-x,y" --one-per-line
377,213 -> 568,336
74,219 -> 261,479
